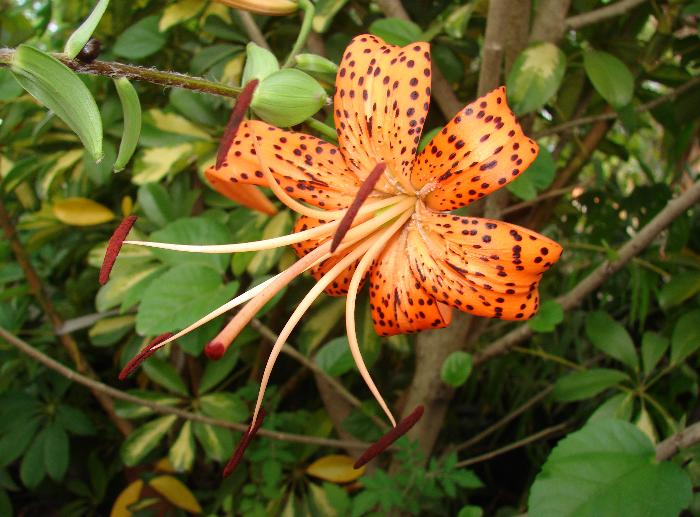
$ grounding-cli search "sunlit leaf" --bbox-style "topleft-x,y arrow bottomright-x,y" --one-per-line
52,197 -> 115,226
306,455 -> 365,483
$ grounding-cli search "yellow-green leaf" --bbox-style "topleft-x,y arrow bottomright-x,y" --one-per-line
131,143 -> 194,185
120,415 -> 177,466
169,421 -> 195,472
305,455 -> 365,483
149,475 -> 202,513
52,197 -> 115,226
159,0 -> 204,31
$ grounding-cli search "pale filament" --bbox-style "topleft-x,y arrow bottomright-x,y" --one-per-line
122,195 -> 404,255
209,197 -> 415,352
345,203 -> 419,428
249,208 -> 414,428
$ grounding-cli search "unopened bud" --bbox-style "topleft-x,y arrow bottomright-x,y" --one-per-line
241,42 -> 279,85
251,69 -> 327,127
213,0 -> 298,16
294,53 -> 338,76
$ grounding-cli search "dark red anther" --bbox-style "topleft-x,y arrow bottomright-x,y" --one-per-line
118,333 -> 174,380
216,79 -> 259,170
204,341 -> 225,360
330,162 -> 386,253
99,215 -> 137,285
353,405 -> 424,469
223,409 -> 266,477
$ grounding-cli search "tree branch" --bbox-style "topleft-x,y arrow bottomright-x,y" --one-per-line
475,178 -> 700,365
0,200 -> 133,437
374,0 -> 463,118
567,0 -> 648,30
534,76 -> 700,139
656,421 -> 700,461
0,325 -> 372,450
0,48 -> 242,99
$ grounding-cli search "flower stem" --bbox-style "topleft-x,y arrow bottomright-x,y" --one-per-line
283,0 -> 315,68
0,48 -> 242,99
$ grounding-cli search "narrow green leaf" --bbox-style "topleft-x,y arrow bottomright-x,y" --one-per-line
585,311 -> 639,370
553,368 -> 629,402
192,421 -> 232,462
199,347 -> 239,394
641,332 -> 669,376
43,423 -> 69,481
440,351 -> 473,387
11,45 -> 103,161
169,421 -> 195,472
670,309 -> 700,364
199,393 -> 248,423
20,432 -> 45,489
55,405 -> 95,436
121,415 -> 177,466
529,419 -> 692,517
583,50 -> 635,108
63,0 -> 111,59
369,18 -> 422,46
508,146 -> 556,201
142,357 -> 189,396
113,77 -> 142,172
658,271 -> 700,310
588,393 -> 634,422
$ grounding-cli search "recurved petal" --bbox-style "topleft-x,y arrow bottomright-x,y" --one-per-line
408,205 -> 562,320
369,229 -> 452,336
206,120 -> 360,210
291,215 -> 364,296
412,87 -> 539,211
334,34 -> 432,195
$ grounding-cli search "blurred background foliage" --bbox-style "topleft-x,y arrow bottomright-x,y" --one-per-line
0,0 -> 700,515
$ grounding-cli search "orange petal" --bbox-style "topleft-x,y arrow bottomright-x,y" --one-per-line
204,177 -> 278,215
369,228 -> 452,336
412,87 -> 538,211
206,120 -> 359,210
291,215 -> 364,296
408,206 -> 562,320
334,34 -> 432,195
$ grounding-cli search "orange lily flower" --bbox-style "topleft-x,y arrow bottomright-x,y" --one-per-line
108,34 -> 562,471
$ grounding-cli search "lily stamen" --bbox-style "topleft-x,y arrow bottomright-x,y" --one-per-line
216,79 -> 259,169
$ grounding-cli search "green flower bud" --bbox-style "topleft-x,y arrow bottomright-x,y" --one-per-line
241,42 -> 279,86
251,69 -> 327,127
294,53 -> 338,75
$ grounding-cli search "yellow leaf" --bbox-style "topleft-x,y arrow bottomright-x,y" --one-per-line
88,315 -> 135,338
39,149 -> 83,198
149,475 -> 203,514
201,2 -> 231,23
154,457 -> 176,473
159,0 -> 204,31
52,197 -> 115,226
305,455 -> 365,483
220,53 -> 246,86
121,195 -> 133,216
636,407 -> 657,444
110,479 -> 143,517
148,110 -> 209,140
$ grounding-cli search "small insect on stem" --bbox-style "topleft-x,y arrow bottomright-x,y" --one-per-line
216,79 -> 259,170
76,38 -> 101,63
100,215 -> 138,285
331,162 -> 387,252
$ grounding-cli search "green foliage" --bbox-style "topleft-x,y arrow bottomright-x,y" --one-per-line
1,0 -> 699,515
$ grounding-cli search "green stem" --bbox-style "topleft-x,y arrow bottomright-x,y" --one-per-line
305,117 -> 338,142
283,0 -> 315,68
0,48 -> 242,99
512,346 -> 584,371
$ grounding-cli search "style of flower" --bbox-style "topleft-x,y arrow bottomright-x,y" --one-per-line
106,34 -> 562,472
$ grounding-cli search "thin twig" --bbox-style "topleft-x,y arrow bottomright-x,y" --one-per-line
0,325 -> 372,450
452,386 -> 554,453
566,0 -> 648,29
474,178 -> 700,365
0,48 -> 241,99
455,422 -> 568,468
236,11 -> 271,50
534,77 -> 700,139
250,319 -> 389,430
0,200 -> 133,436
